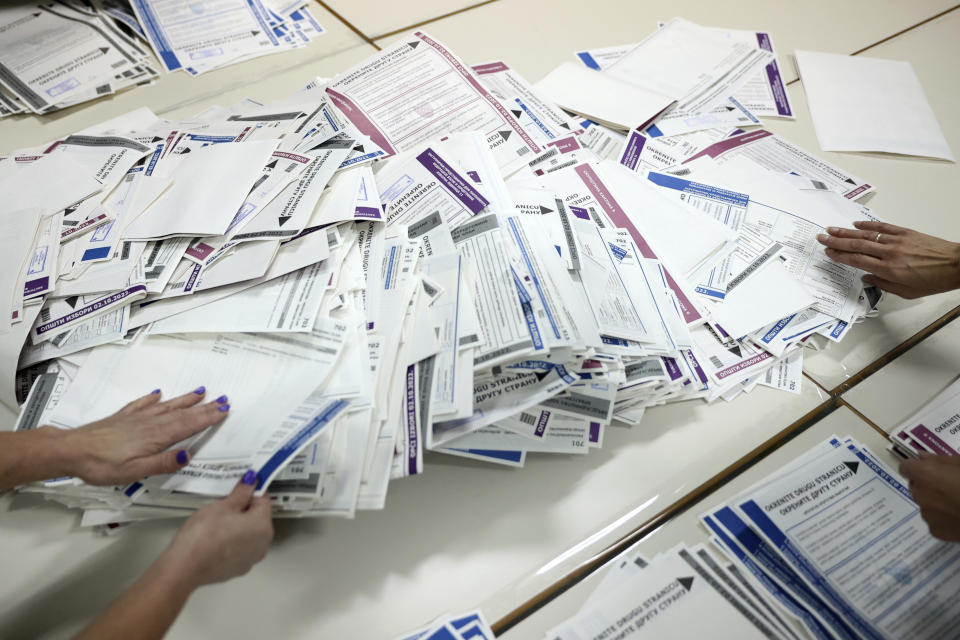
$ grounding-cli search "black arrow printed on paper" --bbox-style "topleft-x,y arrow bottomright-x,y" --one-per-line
539,205 -> 553,214
354,144 -> 364,152
151,136 -> 162,142
560,122 -> 570,129
278,217 -> 290,227
251,31 -> 260,36
99,47 -> 109,55
65,296 -> 79,309
678,576 -> 695,591
408,41 -> 420,49
534,369 -> 551,382
511,109 -> 522,119
844,461 -> 860,474
499,130 -> 511,141
845,178 -> 856,184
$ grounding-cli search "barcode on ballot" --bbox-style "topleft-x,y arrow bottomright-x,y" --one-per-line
519,412 -> 536,425
709,355 -> 724,369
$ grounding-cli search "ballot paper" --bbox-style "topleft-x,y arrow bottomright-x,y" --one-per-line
536,61 -> 674,132
3,23 -> 892,529
795,50 -> 954,161
713,438 -> 960,640
124,139 -> 279,238
327,32 -> 543,172
890,376 -> 960,457
394,610 -> 496,640
552,438 -> 960,640
603,18 -> 773,136
684,129 -> 875,200
548,544 -> 781,639
576,28 -> 793,119
0,3 -> 158,114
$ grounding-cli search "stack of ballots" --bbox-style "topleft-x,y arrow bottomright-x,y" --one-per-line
549,436 -> 960,639
0,0 -> 326,116
1,19 -> 882,524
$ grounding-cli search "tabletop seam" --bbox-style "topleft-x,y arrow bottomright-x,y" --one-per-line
369,0 -> 502,42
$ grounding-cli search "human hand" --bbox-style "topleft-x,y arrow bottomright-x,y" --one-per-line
817,220 -> 960,299
899,453 -> 960,541
161,471 -> 274,589
56,387 -> 229,486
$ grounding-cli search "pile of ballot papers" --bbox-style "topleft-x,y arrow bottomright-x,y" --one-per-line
0,1 -> 325,115
550,436 -> 960,639
1,20 -> 886,524
395,611 -> 495,640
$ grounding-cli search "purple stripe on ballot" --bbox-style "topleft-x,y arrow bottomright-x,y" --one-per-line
325,87 -> 396,155
404,365 -> 419,475
354,206 -> 382,220
548,135 -> 580,154
908,424 -> 956,456
717,352 -> 772,380
662,356 -> 683,381
755,32 -> 773,53
765,61 -> 792,116
416,148 -> 489,214
684,129 -> 773,163
23,276 -> 49,298
620,130 -> 646,170
35,285 -> 146,336
589,421 -> 600,443
471,61 -> 510,75
185,242 -> 215,261
535,410 -> 550,437
569,205 -> 590,220
684,350 -> 708,386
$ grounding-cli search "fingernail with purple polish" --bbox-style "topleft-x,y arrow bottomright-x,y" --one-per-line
193,386 -> 206,395
218,404 -> 230,412
242,469 -> 257,485
216,395 -> 228,404
176,450 -> 188,465
151,389 -> 161,395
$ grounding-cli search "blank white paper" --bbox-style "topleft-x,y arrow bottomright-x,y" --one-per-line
795,50 -> 954,161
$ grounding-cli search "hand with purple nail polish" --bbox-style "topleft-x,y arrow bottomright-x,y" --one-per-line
75,472 -> 272,640
0,387 -> 232,491
160,471 -> 273,588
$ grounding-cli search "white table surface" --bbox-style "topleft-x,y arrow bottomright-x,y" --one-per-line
499,405 -> 897,639
843,317 -> 960,434
0,2 -> 954,639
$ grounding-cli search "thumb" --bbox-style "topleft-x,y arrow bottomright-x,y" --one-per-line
222,469 -> 259,510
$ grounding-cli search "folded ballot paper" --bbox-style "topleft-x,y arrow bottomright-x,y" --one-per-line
0,1 -> 326,115
2,24 -> 885,525
394,610 -> 495,640
551,436 -> 960,640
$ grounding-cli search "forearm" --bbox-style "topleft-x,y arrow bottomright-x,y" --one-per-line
0,427 -> 72,492
75,551 -> 197,640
